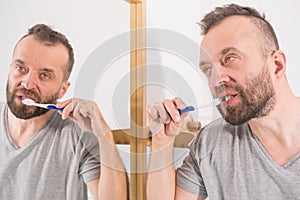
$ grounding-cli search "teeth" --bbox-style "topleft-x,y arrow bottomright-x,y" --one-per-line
224,95 -> 234,102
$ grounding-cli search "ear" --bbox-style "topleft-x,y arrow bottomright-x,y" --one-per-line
58,81 -> 71,99
271,50 -> 286,79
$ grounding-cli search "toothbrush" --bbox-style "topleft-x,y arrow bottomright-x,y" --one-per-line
22,98 -> 64,112
178,98 -> 222,115
148,98 -> 222,139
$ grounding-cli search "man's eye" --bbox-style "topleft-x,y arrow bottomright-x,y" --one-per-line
202,66 -> 212,77
224,56 -> 236,64
40,73 -> 51,79
16,65 -> 26,71
14,65 -> 28,74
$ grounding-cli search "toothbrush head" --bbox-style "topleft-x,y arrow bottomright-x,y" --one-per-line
21,98 -> 35,106
212,98 -> 222,106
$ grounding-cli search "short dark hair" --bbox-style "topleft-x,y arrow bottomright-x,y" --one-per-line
200,4 -> 279,54
20,24 -> 74,80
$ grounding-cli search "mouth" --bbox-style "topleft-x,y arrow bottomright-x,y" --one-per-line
16,94 -> 37,103
220,94 -> 238,105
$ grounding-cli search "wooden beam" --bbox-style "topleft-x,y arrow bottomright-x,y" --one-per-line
112,129 -> 131,144
124,0 -> 147,199
124,0 -> 142,4
119,1 -> 197,199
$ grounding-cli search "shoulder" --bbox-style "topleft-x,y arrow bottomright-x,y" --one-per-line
189,118 -> 249,159
48,112 -> 98,145
47,112 -> 100,159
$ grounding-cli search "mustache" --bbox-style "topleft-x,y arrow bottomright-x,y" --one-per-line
214,84 -> 242,95
14,88 -> 41,102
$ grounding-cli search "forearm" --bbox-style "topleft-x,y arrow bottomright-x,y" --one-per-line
57,99 -> 127,199
146,97 -> 188,200
97,135 -> 127,200
147,139 -> 176,200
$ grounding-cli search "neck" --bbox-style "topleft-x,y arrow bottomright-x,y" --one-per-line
7,108 -> 54,147
248,86 -> 300,145
248,87 -> 300,166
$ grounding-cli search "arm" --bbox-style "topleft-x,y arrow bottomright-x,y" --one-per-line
147,98 -> 208,200
57,98 -> 127,200
146,98 -> 188,200
147,136 -> 176,200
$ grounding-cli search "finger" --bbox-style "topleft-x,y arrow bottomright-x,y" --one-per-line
154,103 -> 171,124
173,97 -> 186,110
147,112 -> 164,136
77,106 -> 90,118
163,99 -> 180,123
179,112 -> 189,123
146,104 -> 165,136
62,107 -> 74,120
59,99 -> 75,120
173,97 -> 190,121
56,98 -> 73,108
146,108 -> 153,125
147,105 -> 160,121
58,110 -> 74,121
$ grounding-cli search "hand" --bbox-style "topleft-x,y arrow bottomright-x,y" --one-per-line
147,97 -> 189,146
56,98 -> 110,139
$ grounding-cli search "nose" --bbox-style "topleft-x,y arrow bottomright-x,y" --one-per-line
21,72 -> 38,90
210,63 -> 230,87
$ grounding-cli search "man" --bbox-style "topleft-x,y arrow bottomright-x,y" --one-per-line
147,4 -> 300,200
0,24 -> 127,200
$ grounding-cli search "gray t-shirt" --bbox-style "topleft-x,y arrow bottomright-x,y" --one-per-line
177,118 -> 300,200
0,102 -> 100,200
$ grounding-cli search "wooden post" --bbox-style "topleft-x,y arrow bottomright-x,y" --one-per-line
124,0 -> 147,199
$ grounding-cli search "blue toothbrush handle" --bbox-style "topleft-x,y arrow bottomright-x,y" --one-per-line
178,106 -> 195,115
47,105 -> 73,114
47,105 -> 64,111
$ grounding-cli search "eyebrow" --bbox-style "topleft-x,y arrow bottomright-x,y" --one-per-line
41,68 -> 55,74
220,47 -> 241,55
14,59 -> 55,73
199,61 -> 211,68
14,58 -> 25,65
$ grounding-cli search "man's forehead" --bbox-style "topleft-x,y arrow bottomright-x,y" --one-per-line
200,16 -> 257,57
201,16 -> 256,42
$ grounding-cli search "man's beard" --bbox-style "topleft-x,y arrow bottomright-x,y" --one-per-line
216,66 -> 276,125
6,82 -> 60,120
